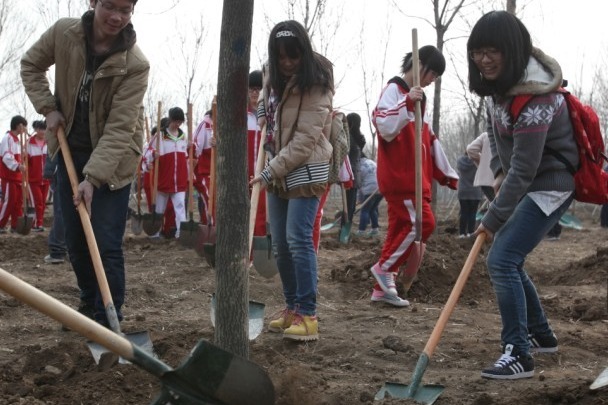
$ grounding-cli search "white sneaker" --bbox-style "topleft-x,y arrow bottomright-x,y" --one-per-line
370,264 -> 398,296
371,290 -> 410,307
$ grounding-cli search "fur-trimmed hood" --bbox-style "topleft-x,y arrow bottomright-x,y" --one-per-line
507,47 -> 563,96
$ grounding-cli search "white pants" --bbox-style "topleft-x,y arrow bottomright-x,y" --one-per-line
155,191 -> 186,237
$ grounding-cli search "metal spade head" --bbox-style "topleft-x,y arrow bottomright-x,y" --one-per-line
375,382 -> 445,405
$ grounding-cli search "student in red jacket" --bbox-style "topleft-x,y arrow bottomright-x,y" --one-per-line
27,120 -> 49,231
143,107 -> 187,239
370,46 -> 458,307
0,116 -> 27,233
193,111 -> 213,225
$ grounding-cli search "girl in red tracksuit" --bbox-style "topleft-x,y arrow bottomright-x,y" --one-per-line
27,121 -> 49,231
193,111 -> 213,225
0,116 -> 27,232
142,107 -> 188,239
370,46 -> 458,307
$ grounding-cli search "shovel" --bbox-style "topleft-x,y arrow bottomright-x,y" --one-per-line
591,366 -> 608,389
179,103 -> 200,248
15,132 -> 34,235
400,31 -> 425,294
252,195 -> 279,279
197,97 -> 218,266
250,127 -> 278,278
56,127 -> 153,364
0,267 -> 275,405
210,294 -> 266,341
375,232 -> 486,404
339,184 -> 352,244
143,101 -> 164,236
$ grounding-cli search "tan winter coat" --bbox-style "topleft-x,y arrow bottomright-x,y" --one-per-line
261,73 -> 333,199
21,17 -> 149,190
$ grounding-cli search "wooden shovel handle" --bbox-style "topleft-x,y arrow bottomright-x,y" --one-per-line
152,101 -> 162,206
0,266 -> 134,359
423,233 -> 486,358
412,29 -> 423,242
249,126 -> 267,254
209,97 -> 217,219
187,102 -> 194,218
56,127 -> 115,313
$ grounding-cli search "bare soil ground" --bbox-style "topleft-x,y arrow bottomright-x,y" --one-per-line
0,198 -> 606,405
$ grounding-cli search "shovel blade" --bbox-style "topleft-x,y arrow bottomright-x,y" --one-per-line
339,221 -> 352,244
87,330 -> 154,365
154,340 -> 275,405
252,236 -> 279,279
15,215 -> 34,235
375,382 -> 444,404
142,212 -> 163,236
591,367 -> 608,389
401,241 -> 426,292
178,220 -> 200,249
210,295 -> 265,340
131,214 -> 143,235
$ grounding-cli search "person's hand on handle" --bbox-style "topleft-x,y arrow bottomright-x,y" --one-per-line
408,86 -> 424,102
45,111 -> 66,133
474,223 -> 493,243
74,178 -> 94,217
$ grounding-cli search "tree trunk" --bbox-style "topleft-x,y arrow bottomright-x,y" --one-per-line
214,0 -> 254,359
506,0 -> 517,14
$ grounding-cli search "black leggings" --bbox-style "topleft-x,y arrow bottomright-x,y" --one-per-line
459,199 -> 480,235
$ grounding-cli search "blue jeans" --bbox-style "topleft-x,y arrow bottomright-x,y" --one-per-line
48,177 -> 67,259
358,193 -> 383,231
57,151 -> 130,324
267,192 -> 319,316
486,194 -> 573,355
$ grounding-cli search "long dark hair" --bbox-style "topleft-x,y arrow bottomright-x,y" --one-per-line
267,20 -> 334,98
467,11 -> 532,97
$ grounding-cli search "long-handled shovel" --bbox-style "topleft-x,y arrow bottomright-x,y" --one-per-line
15,132 -> 34,235
211,126 -> 268,335
250,127 -> 278,279
198,97 -> 218,266
339,184 -> 352,244
375,233 -> 486,404
179,103 -> 200,248
57,127 -> 153,364
143,101 -> 164,236
252,195 -> 279,279
401,30 -> 426,293
0,267 -> 275,405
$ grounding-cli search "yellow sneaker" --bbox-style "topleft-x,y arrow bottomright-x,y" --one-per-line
283,314 -> 318,341
268,308 -> 296,333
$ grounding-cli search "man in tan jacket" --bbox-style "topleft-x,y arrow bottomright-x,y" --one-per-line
20,0 -> 149,328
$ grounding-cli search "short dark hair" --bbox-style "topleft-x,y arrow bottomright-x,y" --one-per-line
401,45 -> 446,77
10,115 -> 27,131
168,107 -> 185,122
249,70 -> 263,88
467,11 -> 532,97
32,120 -> 46,130
267,20 -> 334,98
